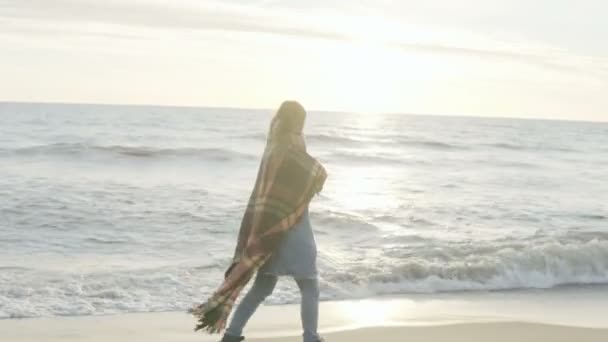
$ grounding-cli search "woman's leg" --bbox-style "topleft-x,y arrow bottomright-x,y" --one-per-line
295,277 -> 321,342
225,273 -> 278,337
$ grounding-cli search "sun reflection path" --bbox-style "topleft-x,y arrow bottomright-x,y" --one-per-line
326,165 -> 402,212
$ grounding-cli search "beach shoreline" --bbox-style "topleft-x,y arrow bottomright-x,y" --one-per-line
2,287 -> 608,341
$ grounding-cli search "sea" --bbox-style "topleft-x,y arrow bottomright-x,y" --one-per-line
1,102 -> 607,319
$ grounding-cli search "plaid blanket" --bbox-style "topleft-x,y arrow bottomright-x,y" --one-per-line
191,136 -> 327,334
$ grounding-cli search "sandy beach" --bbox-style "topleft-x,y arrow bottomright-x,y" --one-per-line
3,287 -> 607,342
3,317 -> 608,342
269,324 -> 608,342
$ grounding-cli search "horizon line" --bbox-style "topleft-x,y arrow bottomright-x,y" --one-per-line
1,100 -> 606,124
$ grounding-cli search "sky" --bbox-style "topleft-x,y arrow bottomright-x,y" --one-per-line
1,0 -> 607,121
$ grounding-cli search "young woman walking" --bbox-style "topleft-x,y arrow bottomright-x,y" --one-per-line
192,101 -> 327,342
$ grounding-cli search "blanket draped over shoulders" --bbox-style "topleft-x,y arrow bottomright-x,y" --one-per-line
191,136 -> 327,334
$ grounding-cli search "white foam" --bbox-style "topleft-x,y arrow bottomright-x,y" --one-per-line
319,238 -> 608,298
2,238 -> 608,318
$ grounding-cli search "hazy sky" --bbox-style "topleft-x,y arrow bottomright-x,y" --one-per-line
1,0 -> 607,121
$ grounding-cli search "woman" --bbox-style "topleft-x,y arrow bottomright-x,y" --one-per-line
192,101 -> 327,342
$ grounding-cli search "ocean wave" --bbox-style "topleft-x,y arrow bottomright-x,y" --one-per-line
487,142 -> 577,153
311,210 -> 380,232
578,214 -> 606,221
315,135 -> 464,150
235,132 -> 266,141
7,143 -> 254,161
489,142 -> 527,151
0,265 -> 216,319
237,132 -> 465,150
398,139 -> 465,150
2,237 -> 608,319
475,159 -> 541,169
84,237 -> 131,245
237,132 -> 387,146
323,151 -> 424,165
306,134 -> 370,145
321,237 -> 608,295
0,266 -> 31,271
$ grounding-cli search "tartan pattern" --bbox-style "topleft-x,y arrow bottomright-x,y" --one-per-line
191,141 -> 327,334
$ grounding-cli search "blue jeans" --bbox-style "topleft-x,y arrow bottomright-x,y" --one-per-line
226,273 -> 321,342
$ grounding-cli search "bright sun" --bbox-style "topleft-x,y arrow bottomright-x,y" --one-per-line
312,40 -> 439,114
